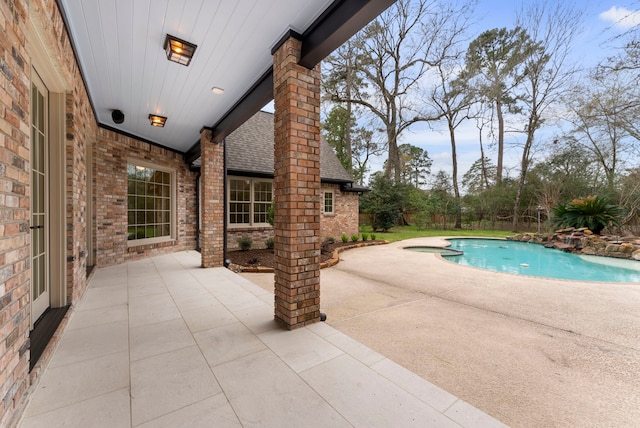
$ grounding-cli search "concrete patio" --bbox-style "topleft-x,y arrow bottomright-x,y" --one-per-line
241,237 -> 640,427
18,250 -> 505,427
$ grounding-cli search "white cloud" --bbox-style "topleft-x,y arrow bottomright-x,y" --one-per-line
599,6 -> 640,29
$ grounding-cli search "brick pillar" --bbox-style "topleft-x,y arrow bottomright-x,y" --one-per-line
200,129 -> 225,267
273,34 -> 322,329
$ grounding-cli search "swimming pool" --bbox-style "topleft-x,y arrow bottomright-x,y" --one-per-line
443,238 -> 640,283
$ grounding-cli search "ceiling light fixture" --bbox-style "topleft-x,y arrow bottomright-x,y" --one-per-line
149,114 -> 167,127
163,34 -> 197,66
210,87 -> 225,95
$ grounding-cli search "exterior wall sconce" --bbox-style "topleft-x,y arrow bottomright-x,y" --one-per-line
149,114 -> 167,127
164,34 -> 197,66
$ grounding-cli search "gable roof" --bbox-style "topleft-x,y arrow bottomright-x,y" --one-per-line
226,111 -> 353,183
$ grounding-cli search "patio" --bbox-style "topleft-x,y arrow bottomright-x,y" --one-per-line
240,237 -> 640,427
18,251 -> 504,427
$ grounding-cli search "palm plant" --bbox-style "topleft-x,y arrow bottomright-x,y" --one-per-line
551,196 -> 624,234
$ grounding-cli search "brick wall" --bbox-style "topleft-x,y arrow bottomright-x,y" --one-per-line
0,0 -> 31,423
94,128 -> 197,266
0,1 -> 200,424
227,183 -> 360,249
320,183 -> 359,240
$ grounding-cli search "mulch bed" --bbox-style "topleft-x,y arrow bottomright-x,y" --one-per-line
227,240 -> 386,272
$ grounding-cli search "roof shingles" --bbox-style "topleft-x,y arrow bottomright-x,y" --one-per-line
226,111 -> 353,183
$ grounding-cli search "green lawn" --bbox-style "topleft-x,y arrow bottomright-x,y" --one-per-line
359,225 -> 513,243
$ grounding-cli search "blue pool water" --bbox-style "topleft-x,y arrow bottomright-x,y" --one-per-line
444,238 -> 640,283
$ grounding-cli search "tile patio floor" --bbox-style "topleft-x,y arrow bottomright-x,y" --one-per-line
19,251 -> 506,427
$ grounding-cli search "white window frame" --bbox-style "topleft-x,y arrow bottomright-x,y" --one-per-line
228,176 -> 273,228
126,159 -> 176,247
322,190 -> 335,215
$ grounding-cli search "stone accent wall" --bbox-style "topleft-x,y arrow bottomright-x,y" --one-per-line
94,128 -> 197,266
320,183 -> 359,240
200,130 -> 224,267
273,35 -> 322,329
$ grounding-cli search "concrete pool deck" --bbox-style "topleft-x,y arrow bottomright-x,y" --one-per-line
242,237 -> 640,427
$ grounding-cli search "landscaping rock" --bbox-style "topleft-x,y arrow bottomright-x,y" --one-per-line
509,229 -> 640,262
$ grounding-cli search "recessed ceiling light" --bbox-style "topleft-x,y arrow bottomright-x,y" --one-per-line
211,87 -> 225,95
149,114 -> 167,127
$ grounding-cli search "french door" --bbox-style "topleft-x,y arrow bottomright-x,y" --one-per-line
31,72 -> 50,326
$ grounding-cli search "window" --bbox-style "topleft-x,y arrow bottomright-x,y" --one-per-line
127,162 -> 174,244
229,178 -> 272,226
323,191 -> 334,214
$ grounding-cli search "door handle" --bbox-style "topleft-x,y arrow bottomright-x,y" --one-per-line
29,225 -> 44,230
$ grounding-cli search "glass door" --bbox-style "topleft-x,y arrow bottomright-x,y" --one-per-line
31,72 -> 49,326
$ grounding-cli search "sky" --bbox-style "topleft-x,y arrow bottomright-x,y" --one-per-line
264,1 -> 640,186
391,0 -> 640,186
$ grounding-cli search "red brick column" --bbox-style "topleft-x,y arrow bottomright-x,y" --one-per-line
273,34 -> 322,329
200,129 -> 225,267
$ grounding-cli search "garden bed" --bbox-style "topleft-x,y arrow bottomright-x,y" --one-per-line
227,240 -> 387,272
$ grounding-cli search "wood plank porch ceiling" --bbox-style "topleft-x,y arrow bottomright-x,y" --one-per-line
56,0 -> 395,163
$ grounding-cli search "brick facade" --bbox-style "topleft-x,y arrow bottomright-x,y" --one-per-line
320,184 -> 359,240
0,1 -> 366,425
0,1 -> 199,425
227,182 -> 359,250
273,35 -> 322,329
94,128 -> 198,266
0,1 -> 31,422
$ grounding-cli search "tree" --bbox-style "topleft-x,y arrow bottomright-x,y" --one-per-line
428,170 -> 457,228
529,138 -> 597,215
565,74 -> 636,191
462,157 -> 496,194
321,105 -> 384,185
398,144 -> 432,187
325,0 -> 473,182
323,40 -> 368,174
322,106 -> 352,172
460,27 -> 538,183
430,59 -> 473,227
618,167 -> 640,228
596,15 -> 640,147
511,0 -> 582,230
360,173 -> 412,231
351,125 -> 382,185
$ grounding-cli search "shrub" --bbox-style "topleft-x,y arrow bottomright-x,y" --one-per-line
551,196 -> 624,235
351,234 -> 359,242
325,237 -> 335,244
361,233 -> 369,241
264,237 -> 275,250
371,233 -> 377,240
267,200 -> 275,227
341,234 -> 349,243
237,236 -> 252,251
